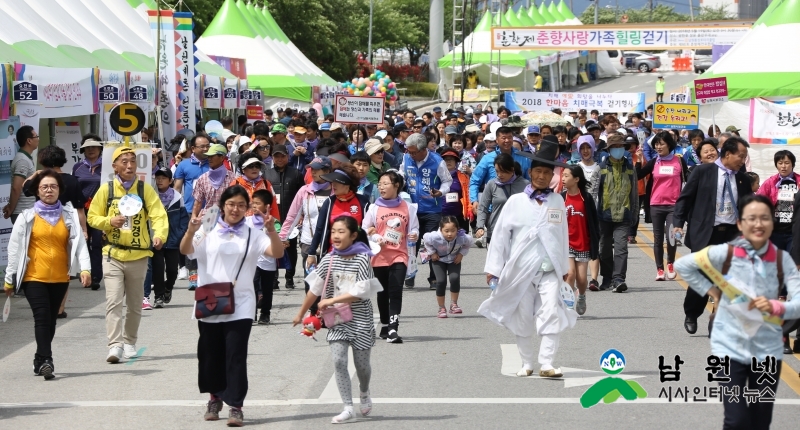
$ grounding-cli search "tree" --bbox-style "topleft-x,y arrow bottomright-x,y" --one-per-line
579,4 -> 699,24
181,0 -> 221,37
696,5 -> 737,21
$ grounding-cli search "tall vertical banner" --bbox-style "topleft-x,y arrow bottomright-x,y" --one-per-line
148,10 -> 177,141
55,122 -> 83,173
0,116 -> 21,270
174,12 -> 196,133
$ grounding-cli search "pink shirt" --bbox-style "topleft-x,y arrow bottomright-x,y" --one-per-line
649,157 -> 682,206
372,204 -> 411,267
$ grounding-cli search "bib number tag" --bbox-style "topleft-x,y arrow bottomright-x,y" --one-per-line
778,190 -> 794,201
121,216 -> 133,231
658,165 -> 674,175
547,209 -> 563,223
717,202 -> 733,216
445,192 -> 458,203
275,194 -> 281,205
315,196 -> 327,208
384,229 -> 402,244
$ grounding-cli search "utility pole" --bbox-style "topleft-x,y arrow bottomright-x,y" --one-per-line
367,0 -> 373,64
688,0 -> 695,21
649,0 -> 653,22
594,0 -> 598,24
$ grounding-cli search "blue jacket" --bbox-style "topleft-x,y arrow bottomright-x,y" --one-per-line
469,148 -> 531,201
404,150 -> 444,214
163,191 -> 189,249
288,142 -> 314,171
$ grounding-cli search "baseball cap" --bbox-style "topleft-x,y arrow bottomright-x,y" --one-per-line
320,170 -> 355,186
725,125 -> 741,133
432,106 -> 442,113
319,122 -> 331,131
484,133 -> 496,141
449,113 -> 459,119
365,138 -> 390,156
393,123 -> 410,133
154,167 -> 173,180
241,157 -> 265,169
328,152 -> 351,164
272,144 -> 289,155
204,143 -> 227,157
526,125 -> 541,135
330,122 -> 343,131
466,108 -> 474,115
444,126 -> 458,135
271,123 -> 288,134
308,156 -> 332,170
294,126 -> 307,134
112,146 -> 135,161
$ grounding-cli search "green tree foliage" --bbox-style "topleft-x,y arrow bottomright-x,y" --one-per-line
697,5 -> 738,21
579,4 -> 737,24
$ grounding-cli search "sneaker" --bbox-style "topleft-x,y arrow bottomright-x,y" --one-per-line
598,280 -> 612,291
154,297 -> 164,309
188,285 -> 196,291
666,263 -> 677,280
627,236 -> 637,244
123,344 -> 138,359
429,280 -> 436,290
33,357 -> 44,375
164,291 -> 172,304
449,303 -> 463,314
177,266 -> 188,280
588,280 -> 599,292
575,294 -> 587,316
142,297 -> 153,310
39,358 -> 55,380
360,391 -> 372,416
57,312 -> 67,319
611,281 -> 628,293
204,398 -> 222,421
379,326 -> 389,339
655,269 -> 665,281
437,307 -> 448,318
227,407 -> 244,427
386,329 -> 403,343
404,278 -> 415,289
90,282 -> 101,291
539,367 -> 564,378
273,278 -> 280,290
516,368 -> 534,377
475,237 -> 484,248
285,280 -> 296,290
784,337 -> 793,355
106,346 -> 123,363
331,407 -> 355,424
258,313 -> 270,325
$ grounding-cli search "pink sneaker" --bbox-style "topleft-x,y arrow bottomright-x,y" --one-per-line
142,297 -> 153,310
666,263 -> 677,280
655,269 -> 665,281
449,303 -> 463,314
437,307 -> 448,318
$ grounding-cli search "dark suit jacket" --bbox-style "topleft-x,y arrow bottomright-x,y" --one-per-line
673,162 -> 750,251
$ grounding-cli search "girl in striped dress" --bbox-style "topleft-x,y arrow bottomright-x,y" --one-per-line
294,215 -> 383,424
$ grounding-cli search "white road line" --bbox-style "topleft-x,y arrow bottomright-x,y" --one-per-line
613,90 -> 622,93
646,80 -> 655,83
318,350 -> 356,400
1,399 -> 798,408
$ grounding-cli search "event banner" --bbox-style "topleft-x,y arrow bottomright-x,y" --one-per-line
491,25 -> 750,50
175,12 -> 196,133
749,98 -> 800,144
505,91 -> 645,113
148,10 -> 178,144
0,116 -> 20,270
126,71 -> 156,106
694,77 -> 728,105
334,95 -> 384,124
55,121 -> 83,173
99,70 -> 127,102
100,142 -> 152,185
653,102 -> 699,130
14,64 -> 97,118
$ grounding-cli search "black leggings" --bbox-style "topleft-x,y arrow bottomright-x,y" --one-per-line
374,262 -> 406,329
253,268 -> 276,318
23,281 -> 69,359
720,359 -> 780,430
432,261 -> 461,297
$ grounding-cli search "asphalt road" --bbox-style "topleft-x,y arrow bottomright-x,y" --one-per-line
1,219 -> 799,429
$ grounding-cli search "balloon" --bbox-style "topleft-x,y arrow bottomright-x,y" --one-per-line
390,95 -> 397,101
312,102 -> 322,117
388,82 -> 396,89
348,88 -> 354,94
351,78 -> 357,85
355,90 -> 362,96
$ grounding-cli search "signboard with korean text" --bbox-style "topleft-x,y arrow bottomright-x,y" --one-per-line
128,85 -> 149,102
652,103 -> 699,130
126,71 -> 156,105
246,105 -> 264,121
222,78 -> 238,109
98,84 -> 120,103
694,77 -> 728,105
252,90 -> 262,101
174,11 -> 196,133
55,121 -> 83,174
505,91 -> 645,113
238,79 -> 248,109
201,75 -> 222,109
749,98 -> 800,144
15,64 -> 97,118
334,95 -> 384,124
12,81 -> 38,102
491,24 -> 750,50
100,142 -> 152,185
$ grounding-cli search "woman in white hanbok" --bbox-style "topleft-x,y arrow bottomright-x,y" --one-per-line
478,137 -> 578,378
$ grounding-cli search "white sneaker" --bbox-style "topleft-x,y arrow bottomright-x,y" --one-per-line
107,346 -> 123,363
177,267 -> 188,280
123,344 -> 138,359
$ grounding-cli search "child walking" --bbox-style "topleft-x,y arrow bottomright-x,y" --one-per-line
152,168 -> 188,307
294,216 -> 382,424
561,166 -> 599,316
423,215 -> 474,318
247,189 -> 278,324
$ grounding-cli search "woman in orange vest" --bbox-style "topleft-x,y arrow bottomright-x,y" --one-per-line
231,152 -> 281,220
440,148 -> 472,231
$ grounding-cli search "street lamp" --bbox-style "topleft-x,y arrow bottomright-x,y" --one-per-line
592,0 -> 598,25
367,0 -> 373,64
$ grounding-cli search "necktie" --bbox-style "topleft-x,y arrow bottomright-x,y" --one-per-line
721,172 -> 738,218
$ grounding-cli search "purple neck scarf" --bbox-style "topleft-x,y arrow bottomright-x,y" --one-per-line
495,174 -> 517,186
375,196 -> 402,208
777,174 -> 795,187
34,200 -> 63,226
217,216 -> 246,236
208,165 -> 228,189
332,242 -> 374,257
82,157 -> 102,171
524,184 -> 553,202
715,158 -> 734,176
310,181 -> 330,193
116,175 -> 134,191
245,174 -> 262,188
158,188 -> 175,208
656,153 -> 675,163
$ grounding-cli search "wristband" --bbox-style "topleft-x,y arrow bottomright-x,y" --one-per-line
80,270 -> 91,276
4,282 -> 14,291
768,299 -> 785,317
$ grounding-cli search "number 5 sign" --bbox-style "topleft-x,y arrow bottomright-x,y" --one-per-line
108,103 -> 146,136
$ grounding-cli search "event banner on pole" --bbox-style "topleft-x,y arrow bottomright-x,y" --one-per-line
14,64 -> 97,118
652,102 -> 699,130
100,142 -> 152,185
491,24 -> 750,50
148,10 -> 177,143
174,12 -> 196,133
694,77 -> 728,105
505,91 -> 645,113
334,95 -> 384,124
0,116 -> 20,269
749,98 -> 800,144
55,121 -> 83,173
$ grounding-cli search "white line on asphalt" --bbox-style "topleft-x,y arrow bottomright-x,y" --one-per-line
2,399 -> 799,408
646,80 -> 654,83
613,90 -> 622,93
318,351 -> 355,400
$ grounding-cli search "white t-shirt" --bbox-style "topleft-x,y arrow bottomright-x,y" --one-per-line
189,224 -> 271,322
246,216 -> 277,271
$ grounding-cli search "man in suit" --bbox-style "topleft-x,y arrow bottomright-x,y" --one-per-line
673,137 -> 751,335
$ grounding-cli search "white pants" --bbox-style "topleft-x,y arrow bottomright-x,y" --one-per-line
514,271 -> 567,371
517,333 -> 559,370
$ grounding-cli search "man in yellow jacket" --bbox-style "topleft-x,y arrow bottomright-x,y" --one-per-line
88,146 -> 168,363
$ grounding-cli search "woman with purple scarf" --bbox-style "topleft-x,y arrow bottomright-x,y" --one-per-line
4,169 -> 91,380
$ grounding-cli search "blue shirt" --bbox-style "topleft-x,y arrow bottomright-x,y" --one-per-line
469,148 -> 531,202
173,157 -> 209,213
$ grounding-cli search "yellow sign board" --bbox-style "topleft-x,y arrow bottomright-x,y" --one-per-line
653,103 -> 699,130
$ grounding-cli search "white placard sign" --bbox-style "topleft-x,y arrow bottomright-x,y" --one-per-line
334,95 -> 385,124
100,142 -> 153,185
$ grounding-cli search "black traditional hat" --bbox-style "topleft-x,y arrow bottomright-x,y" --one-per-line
519,135 -> 569,169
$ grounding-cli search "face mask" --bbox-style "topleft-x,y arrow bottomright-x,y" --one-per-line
609,148 -> 625,159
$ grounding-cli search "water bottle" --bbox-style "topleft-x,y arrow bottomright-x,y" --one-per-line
405,240 -> 418,280
305,264 -> 316,275
489,276 -> 499,290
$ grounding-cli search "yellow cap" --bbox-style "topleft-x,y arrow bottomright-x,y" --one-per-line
112,146 -> 135,161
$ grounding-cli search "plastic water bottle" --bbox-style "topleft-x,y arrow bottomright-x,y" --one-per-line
405,240 -> 418,280
489,276 -> 499,290
305,264 -> 316,275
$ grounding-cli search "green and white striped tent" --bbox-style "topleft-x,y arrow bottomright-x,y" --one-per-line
196,0 -> 335,105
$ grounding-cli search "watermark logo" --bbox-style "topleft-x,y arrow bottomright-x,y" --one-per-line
580,349 -> 647,408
